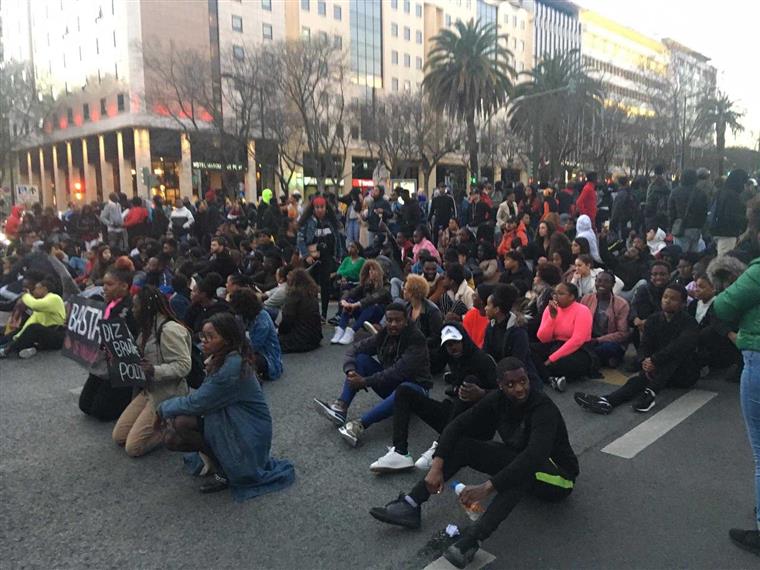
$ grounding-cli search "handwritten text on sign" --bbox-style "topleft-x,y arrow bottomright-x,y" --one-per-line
62,296 -> 105,367
99,319 -> 146,388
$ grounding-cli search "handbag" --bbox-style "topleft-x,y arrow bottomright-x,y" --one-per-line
671,190 -> 697,237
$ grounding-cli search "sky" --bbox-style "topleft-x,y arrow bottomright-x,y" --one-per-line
576,0 -> 760,149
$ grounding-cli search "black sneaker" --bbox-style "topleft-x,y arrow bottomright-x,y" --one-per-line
729,528 -> 760,556
443,535 -> 480,568
369,493 -> 421,529
313,398 -> 347,426
199,473 -> 228,494
328,315 -> 340,326
632,388 -> 656,413
574,392 -> 612,415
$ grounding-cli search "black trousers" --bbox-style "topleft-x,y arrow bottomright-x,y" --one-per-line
4,324 -> 65,353
408,437 -> 573,540
392,386 -> 453,455
78,374 -> 133,421
697,328 -> 743,370
605,365 -> 699,408
531,341 -> 591,382
313,260 -> 334,318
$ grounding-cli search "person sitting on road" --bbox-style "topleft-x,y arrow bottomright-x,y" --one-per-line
461,283 -> 494,349
629,260 -> 671,352
229,288 -> 283,381
530,282 -> 593,392
313,302 -> 431,447
580,271 -> 630,369
156,313 -> 295,499
278,268 -> 322,353
525,262 -> 563,340
369,357 -> 579,569
575,283 -> 699,415
112,286 -> 192,457
183,272 -> 230,341
499,250 -> 532,296
331,260 -> 391,346
402,274 -> 445,374
79,258 -> 138,421
369,323 -> 496,475
0,275 -> 65,359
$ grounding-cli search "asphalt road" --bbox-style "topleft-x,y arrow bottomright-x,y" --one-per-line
1,330 -> 757,569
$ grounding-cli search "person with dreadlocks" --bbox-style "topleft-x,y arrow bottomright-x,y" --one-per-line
112,285 -> 192,457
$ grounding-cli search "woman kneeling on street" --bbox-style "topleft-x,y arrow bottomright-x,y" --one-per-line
155,313 -> 295,500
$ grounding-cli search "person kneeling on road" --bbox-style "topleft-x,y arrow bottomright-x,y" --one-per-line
369,357 -> 579,569
575,283 -> 698,415
313,302 -> 431,447
370,323 -> 496,474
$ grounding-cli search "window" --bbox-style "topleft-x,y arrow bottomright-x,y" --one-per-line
100,98 -> 107,115
391,0 -> 397,9
391,23 -> 398,37
262,23 -> 273,40
445,14 -> 451,27
416,56 -> 422,70
392,78 -> 399,91
513,15 -> 517,27
233,45 -> 245,59
392,50 -> 398,64
95,38 -> 99,55
319,31 -> 328,42
404,53 -> 410,67
416,30 -> 422,44
317,1 -> 326,16
403,80 -> 411,91
83,103 -> 90,121
404,26 -> 410,41
117,93 -> 125,112
262,0 -> 272,10
302,26 -> 310,39
231,15 -> 243,32
112,30 -> 116,47
350,125 -> 359,140
404,0 -> 410,13
67,108 -> 74,123
301,0 -> 310,10
333,34 -> 342,49
416,3 -> 422,17
334,4 -> 342,20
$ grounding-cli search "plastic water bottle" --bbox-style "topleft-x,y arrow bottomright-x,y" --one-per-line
451,480 -> 485,521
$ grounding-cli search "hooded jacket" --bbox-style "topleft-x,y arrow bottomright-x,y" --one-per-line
483,312 -> 542,391
714,258 -> 760,353
711,178 -> 747,237
647,228 -> 667,255
645,176 -> 670,231
575,214 -> 602,263
576,181 -> 597,226
668,182 -> 708,231
442,322 -> 497,390
5,205 -> 23,238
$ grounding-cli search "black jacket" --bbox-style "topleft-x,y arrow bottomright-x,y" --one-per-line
640,310 -> 699,382
711,187 -> 746,237
343,282 -> 392,309
367,197 -> 392,232
443,322 -> 497,389
645,177 -> 670,230
436,389 -> 579,492
482,316 -> 541,391
429,193 -> 457,226
183,299 -> 230,336
630,282 -> 664,323
344,322 -> 431,392
406,298 -> 443,353
278,293 -> 322,353
499,263 -> 533,296
668,184 -> 708,230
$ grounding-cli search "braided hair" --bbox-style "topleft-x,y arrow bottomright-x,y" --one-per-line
135,285 -> 185,351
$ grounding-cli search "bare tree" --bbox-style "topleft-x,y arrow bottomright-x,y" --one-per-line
357,92 -> 417,180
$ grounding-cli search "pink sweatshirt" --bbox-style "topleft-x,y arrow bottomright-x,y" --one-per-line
413,238 -> 441,264
536,301 -> 592,363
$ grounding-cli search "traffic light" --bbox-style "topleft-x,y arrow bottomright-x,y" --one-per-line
470,175 -> 478,184
73,181 -> 83,200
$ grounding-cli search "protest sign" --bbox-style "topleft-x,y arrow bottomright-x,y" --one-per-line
62,295 -> 105,367
99,318 -> 146,388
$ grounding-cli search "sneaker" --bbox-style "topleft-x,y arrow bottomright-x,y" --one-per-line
313,398 -> 347,426
199,473 -> 228,494
574,392 -> 612,415
0,348 -> 7,359
370,447 -> 415,473
443,535 -> 480,569
327,315 -> 340,326
330,327 -> 346,344
18,347 -> 37,359
338,419 -> 364,447
415,441 -> 438,470
549,376 -> 567,393
363,322 -> 379,335
338,327 -> 355,345
369,493 -> 421,529
632,388 -> 656,413
729,528 -> 760,556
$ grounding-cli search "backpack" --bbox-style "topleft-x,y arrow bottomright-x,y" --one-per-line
156,320 -> 206,389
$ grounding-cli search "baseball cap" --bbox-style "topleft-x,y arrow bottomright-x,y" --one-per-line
440,325 -> 464,346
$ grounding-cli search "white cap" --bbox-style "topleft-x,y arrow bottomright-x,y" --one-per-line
440,325 -> 463,346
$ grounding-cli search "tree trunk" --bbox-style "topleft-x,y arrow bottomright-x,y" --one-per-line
717,121 -> 726,176
467,116 -> 478,191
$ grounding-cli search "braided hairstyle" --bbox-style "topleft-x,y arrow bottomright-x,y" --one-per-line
135,285 -> 185,351
203,312 -> 256,379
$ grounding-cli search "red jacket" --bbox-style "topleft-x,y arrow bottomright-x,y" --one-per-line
576,182 -> 597,228
5,205 -> 23,238
123,206 -> 148,228
497,222 -> 529,256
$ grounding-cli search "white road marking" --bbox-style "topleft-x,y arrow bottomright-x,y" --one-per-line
423,549 -> 496,570
602,389 -> 717,459
69,387 -> 83,396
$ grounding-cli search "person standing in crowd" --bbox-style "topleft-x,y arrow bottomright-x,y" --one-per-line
576,172 -> 598,229
278,267 -> 322,353
157,313 -> 295,499
369,357 -> 578,569
428,182 -> 457,243
100,193 -> 127,251
580,271 -> 630,369
711,169 -> 749,257
713,255 -> 760,555
229,288 -> 283,382
668,169 -> 708,254
112,286 -> 192,457
170,198 -> 195,241
645,164 -> 671,232
123,197 -> 149,247
365,186 -> 393,245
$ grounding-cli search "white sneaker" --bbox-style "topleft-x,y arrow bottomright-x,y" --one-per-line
338,328 -> 355,345
19,347 -> 37,359
330,327 -> 346,344
415,441 -> 438,470
370,447 -> 415,473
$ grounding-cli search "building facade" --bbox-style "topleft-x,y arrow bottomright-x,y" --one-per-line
528,0 -> 580,63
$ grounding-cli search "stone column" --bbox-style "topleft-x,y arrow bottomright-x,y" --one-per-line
66,141 -> 76,200
179,133 -> 193,198
98,135 -> 114,198
133,128 -> 152,198
116,131 -> 132,197
244,139 -> 258,203
342,151 -> 352,195
82,138 -> 97,203
52,145 -> 67,210
26,151 -> 36,188
39,148 -> 50,206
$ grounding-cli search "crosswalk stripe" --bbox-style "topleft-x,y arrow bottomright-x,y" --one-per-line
423,549 -> 496,570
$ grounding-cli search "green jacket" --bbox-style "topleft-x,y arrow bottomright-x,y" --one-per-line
713,258 -> 760,352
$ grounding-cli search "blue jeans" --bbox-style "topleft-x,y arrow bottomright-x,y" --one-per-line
740,350 -> 760,531
346,218 -> 360,245
338,303 -> 384,331
339,353 -> 428,427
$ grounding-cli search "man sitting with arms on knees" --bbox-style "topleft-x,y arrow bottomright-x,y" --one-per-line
313,302 -> 431,447
369,357 -> 579,569
575,283 -> 699,415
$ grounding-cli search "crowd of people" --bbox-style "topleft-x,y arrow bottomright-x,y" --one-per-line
1,166 -> 759,565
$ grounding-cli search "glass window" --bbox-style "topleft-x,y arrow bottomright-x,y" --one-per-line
392,50 -> 398,64
416,56 -> 422,70
392,78 -> 399,91
100,98 -> 106,115
391,0 -> 398,8
416,30 -> 422,44
67,108 -> 73,123
404,0 -> 410,13
263,23 -> 273,39
404,26 -> 410,40
391,23 -> 398,37
445,14 -> 451,27
83,103 -> 90,121
301,0 -> 310,11
262,0 -> 272,10
231,15 -> 243,32
404,53 -> 410,67
233,45 -> 245,59
334,35 -> 342,49
317,1 -> 326,16
334,4 -> 342,19
415,3 -> 422,17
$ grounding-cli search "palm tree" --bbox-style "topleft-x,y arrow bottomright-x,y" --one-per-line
697,91 -> 744,176
423,19 -> 514,186
508,49 -> 602,180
